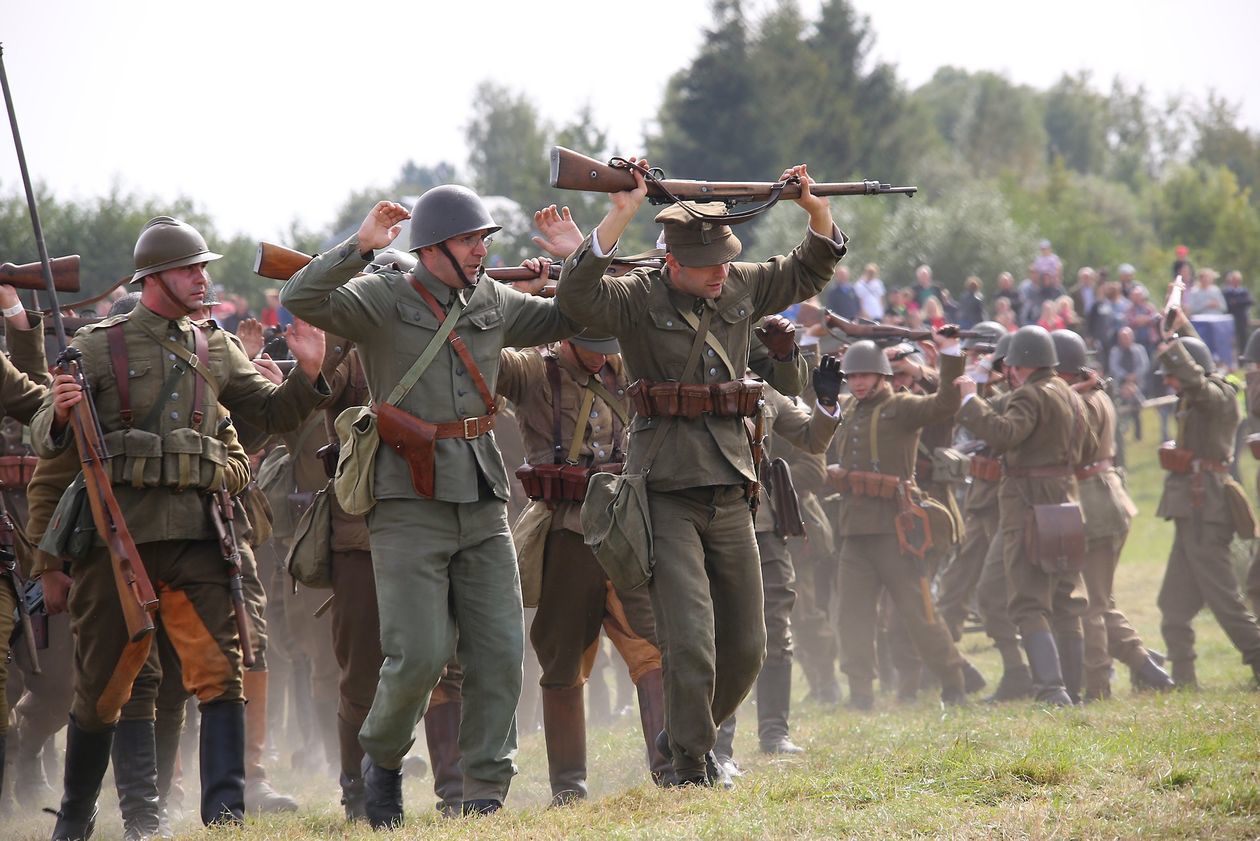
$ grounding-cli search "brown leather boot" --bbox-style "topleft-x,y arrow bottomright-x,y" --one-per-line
242,670 -> 298,813
541,686 -> 587,806
423,700 -> 463,817
635,669 -> 673,785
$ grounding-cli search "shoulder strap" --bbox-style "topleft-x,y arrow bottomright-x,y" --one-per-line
566,384 -> 597,464
545,354 -> 565,464
641,307 -> 715,474
407,276 -> 495,414
107,325 -> 132,428
382,277 -> 464,406
679,307 -> 736,379
190,325 -> 210,430
133,320 -> 220,399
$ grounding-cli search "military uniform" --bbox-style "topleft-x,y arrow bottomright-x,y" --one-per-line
1154,337 -> 1260,686
557,211 -> 844,781
956,332 -> 1094,705
497,342 -> 670,801
30,300 -> 328,829
281,229 -> 577,811
831,350 -> 968,705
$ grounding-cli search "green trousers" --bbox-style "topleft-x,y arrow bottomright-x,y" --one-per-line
647,485 -> 765,779
1001,526 -> 1087,638
362,496 -> 522,803
936,505 -> 999,639
1082,531 -> 1147,679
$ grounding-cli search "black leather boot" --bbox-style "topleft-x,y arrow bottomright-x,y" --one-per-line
541,686 -> 587,805
961,658 -> 988,694
1022,631 -> 1073,706
423,701 -> 463,817
635,669 -> 673,786
1055,634 -> 1084,705
361,755 -> 404,830
337,715 -> 366,821
985,664 -> 1034,702
112,719 -> 161,840
198,702 -> 245,826
461,798 -> 501,816
1129,651 -> 1175,692
757,662 -> 804,754
51,716 -> 114,841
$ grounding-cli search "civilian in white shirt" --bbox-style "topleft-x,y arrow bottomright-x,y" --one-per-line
854,262 -> 886,321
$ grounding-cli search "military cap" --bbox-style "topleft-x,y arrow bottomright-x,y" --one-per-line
569,330 -> 620,355
654,202 -> 743,267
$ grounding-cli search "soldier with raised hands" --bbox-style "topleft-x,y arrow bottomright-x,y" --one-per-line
554,157 -> 846,786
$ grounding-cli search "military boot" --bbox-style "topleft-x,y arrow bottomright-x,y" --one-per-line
847,678 -> 875,711
961,658 -> 988,694
198,702 -> 245,826
1055,634 -> 1084,705
1083,668 -> 1112,702
461,798 -> 502,816
12,727 -> 55,805
541,686 -> 587,805
361,755 -> 403,830
938,665 -> 969,707
242,671 -> 298,813
423,700 -> 463,817
153,706 -> 184,836
1171,659 -> 1198,690
337,715 -> 366,821
1128,652 -> 1175,692
1022,631 -> 1073,706
111,720 -> 161,840
713,716 -> 742,779
757,662 -> 804,754
51,716 -> 114,841
635,669 -> 673,785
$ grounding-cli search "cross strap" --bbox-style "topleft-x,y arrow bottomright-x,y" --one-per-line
641,306 -> 714,475
678,307 -> 736,379
408,276 -> 496,416
111,321 -> 212,432
545,354 -> 565,464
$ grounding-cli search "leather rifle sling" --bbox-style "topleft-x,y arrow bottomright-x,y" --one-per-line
408,277 -> 495,415
546,355 -> 565,464
107,326 -> 132,428
640,306 -> 715,475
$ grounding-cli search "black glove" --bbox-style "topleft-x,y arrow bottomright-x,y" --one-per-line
812,354 -> 844,408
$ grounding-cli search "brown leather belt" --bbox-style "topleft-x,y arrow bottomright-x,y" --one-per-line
432,414 -> 496,440
628,378 -> 763,419
1005,464 -> 1073,479
1074,458 -> 1113,480
1189,459 -> 1229,474
969,455 -> 1003,482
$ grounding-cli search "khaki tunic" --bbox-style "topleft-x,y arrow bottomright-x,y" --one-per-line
1077,385 -> 1137,539
753,387 -> 840,534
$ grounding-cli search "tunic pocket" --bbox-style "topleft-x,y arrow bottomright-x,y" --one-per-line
162,428 -> 206,491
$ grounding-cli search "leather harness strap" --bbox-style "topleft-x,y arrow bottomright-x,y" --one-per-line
107,326 -> 132,428
408,276 -> 496,417
546,355 -> 565,464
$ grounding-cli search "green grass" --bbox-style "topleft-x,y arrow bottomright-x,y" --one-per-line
7,409 -> 1260,839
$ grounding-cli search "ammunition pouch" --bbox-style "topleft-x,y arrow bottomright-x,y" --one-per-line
0,454 -> 37,489
969,455 -> 1003,482
1158,442 -> 1227,475
1024,503 -> 1086,575
824,467 -> 900,499
929,447 -> 972,485
516,462 -> 625,503
100,428 -> 229,493
627,378 -> 764,418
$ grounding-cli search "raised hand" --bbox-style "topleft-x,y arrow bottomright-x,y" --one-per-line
236,318 -> 265,359
356,201 -> 411,251
755,315 -> 798,361
286,318 -> 326,382
532,205 -> 583,259
812,354 -> 845,407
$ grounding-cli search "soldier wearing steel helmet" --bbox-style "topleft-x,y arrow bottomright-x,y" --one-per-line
1050,329 -> 1174,700
1152,315 -> 1260,689
955,325 -> 1095,706
827,334 -> 971,710
280,187 -> 580,825
30,216 -> 329,836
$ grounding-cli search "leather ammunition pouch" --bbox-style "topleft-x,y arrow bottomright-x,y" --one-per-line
969,455 -> 1003,482
1158,443 -> 1227,475
824,467 -> 900,499
376,402 -> 495,500
627,378 -> 764,418
517,462 -> 625,503
1023,503 -> 1086,575
0,454 -> 37,489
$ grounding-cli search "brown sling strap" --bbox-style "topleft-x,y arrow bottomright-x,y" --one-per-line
407,276 -> 496,416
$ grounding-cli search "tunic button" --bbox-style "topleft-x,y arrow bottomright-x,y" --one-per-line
170,411 -> 179,420
707,349 -> 715,357
666,320 -> 674,327
709,367 -> 717,376
617,389 -> 624,395
128,369 -> 136,376
456,367 -> 465,375
739,308 -> 746,316
598,450 -> 606,459
590,410 -> 598,419
458,388 -> 467,396
168,353 -> 176,361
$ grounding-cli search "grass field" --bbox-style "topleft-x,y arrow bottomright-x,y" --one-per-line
7,412 -> 1260,839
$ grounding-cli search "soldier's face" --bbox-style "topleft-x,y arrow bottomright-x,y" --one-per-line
847,372 -> 885,400
667,257 -> 730,299
150,263 -> 210,312
1164,374 -> 1182,394
425,229 -> 492,287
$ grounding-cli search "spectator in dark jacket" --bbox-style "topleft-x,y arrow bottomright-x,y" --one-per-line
823,265 -> 861,320
1223,270 -> 1253,354
957,276 -> 985,328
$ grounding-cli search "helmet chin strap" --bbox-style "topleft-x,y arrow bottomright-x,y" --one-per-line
150,273 -> 198,318
438,242 -> 476,289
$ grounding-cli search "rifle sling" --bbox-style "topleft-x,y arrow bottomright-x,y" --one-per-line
609,156 -> 791,223
642,307 -> 713,475
678,308 -> 736,379
406,276 -> 496,415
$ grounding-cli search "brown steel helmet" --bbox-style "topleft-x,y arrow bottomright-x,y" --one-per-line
131,216 -> 222,283
840,339 -> 893,376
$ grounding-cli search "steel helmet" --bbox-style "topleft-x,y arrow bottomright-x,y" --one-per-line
992,332 -> 1013,366
1242,328 -> 1260,364
840,339 -> 893,376
407,185 -> 501,252
962,320 -> 1004,350
1157,336 -> 1215,376
131,216 -> 222,283
1050,330 -> 1088,375
1005,325 -> 1058,369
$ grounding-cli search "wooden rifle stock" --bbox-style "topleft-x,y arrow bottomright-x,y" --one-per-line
0,254 -> 80,292
254,241 -> 661,292
1163,277 -> 1186,332
550,146 -> 917,201
822,309 -> 932,343
208,483 -> 254,667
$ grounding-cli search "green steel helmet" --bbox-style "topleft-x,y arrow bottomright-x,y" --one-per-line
368,248 -> 417,274
1243,328 -> 1260,364
962,320 -> 1004,350
1050,329 -> 1088,375
131,216 -> 222,283
992,332 -> 1013,364
1181,336 -> 1215,373
1005,325 -> 1058,369
840,339 -> 893,376
407,185 -> 502,252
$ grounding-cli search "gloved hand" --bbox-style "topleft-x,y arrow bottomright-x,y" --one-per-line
812,354 -> 844,408
755,315 -> 798,361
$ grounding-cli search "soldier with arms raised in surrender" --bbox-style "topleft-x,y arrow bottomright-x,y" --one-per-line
554,157 -> 846,786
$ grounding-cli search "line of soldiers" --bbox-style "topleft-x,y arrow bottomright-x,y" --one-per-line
1,161 -> 1259,840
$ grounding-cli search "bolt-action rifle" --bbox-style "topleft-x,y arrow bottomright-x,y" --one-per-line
0,510 -> 39,672
0,45 -> 157,642
0,255 -> 80,292
207,473 -> 255,668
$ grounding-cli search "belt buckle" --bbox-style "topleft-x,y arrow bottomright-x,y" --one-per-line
463,417 -> 479,439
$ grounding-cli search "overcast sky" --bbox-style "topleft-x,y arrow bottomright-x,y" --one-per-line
4,0 -> 1257,241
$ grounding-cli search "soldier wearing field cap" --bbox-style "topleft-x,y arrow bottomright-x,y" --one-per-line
553,158 -> 846,786
1050,329 -> 1173,700
282,187 -> 580,825
1153,316 -> 1260,689
955,325 -> 1095,706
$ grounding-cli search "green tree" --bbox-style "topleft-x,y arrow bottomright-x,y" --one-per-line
1043,72 -> 1109,175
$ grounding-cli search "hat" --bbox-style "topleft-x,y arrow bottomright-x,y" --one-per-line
569,330 -> 620,355
654,202 -> 743,267
1175,245 -> 1189,258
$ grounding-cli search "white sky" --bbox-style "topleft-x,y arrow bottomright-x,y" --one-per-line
3,0 -> 1257,240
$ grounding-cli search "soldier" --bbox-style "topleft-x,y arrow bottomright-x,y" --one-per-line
827,337 -> 970,709
0,283 -> 52,804
1239,328 -> 1260,614
1050,330 -> 1173,699
496,327 -> 671,803
553,157 -> 845,786
32,216 -> 328,837
1153,320 -> 1260,688
955,325 -> 1094,706
281,188 -> 579,825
